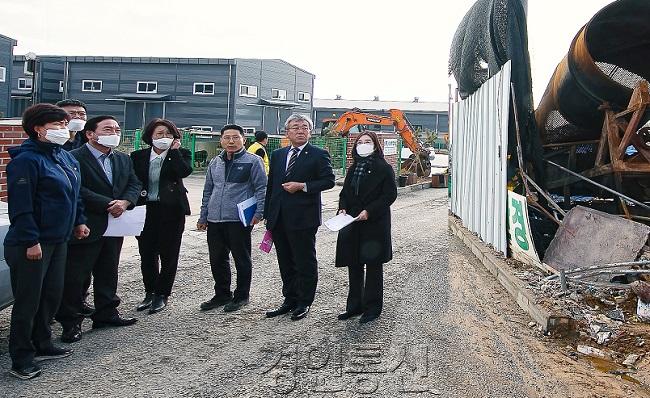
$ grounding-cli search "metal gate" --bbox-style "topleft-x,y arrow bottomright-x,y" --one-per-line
450,61 -> 511,254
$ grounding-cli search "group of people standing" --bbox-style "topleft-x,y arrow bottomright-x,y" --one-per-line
3,103 -> 397,381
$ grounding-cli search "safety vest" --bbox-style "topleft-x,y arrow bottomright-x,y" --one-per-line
247,141 -> 269,174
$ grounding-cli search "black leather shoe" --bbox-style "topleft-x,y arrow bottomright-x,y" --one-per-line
265,302 -> 295,318
80,301 -> 95,317
359,313 -> 380,324
290,306 -> 310,321
136,292 -> 155,312
200,295 -> 232,311
148,294 -> 168,314
224,298 -> 249,312
9,363 -> 41,380
61,324 -> 82,343
92,316 -> 137,329
34,346 -> 73,362
337,311 -> 362,320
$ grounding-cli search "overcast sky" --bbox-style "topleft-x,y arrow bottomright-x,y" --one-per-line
1,0 -> 614,104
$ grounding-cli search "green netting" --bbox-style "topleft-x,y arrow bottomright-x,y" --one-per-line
117,131 -> 350,175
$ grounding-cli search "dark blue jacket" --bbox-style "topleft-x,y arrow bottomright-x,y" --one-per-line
4,138 -> 86,247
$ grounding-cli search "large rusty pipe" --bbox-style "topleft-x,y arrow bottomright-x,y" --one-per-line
535,0 -> 650,144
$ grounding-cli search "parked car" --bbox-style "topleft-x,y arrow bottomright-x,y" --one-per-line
0,201 -> 12,310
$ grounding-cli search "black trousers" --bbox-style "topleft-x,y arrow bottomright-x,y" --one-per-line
6,243 -> 66,367
57,237 -> 123,326
207,222 -> 253,301
272,219 -> 318,307
136,202 -> 185,297
347,264 -> 383,316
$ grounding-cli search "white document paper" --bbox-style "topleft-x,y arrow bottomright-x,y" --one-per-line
103,206 -> 147,237
324,213 -> 357,232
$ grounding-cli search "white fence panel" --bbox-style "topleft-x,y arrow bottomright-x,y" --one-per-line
450,61 -> 511,254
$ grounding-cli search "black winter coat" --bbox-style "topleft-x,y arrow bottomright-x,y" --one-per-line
335,154 -> 397,267
130,147 -> 193,215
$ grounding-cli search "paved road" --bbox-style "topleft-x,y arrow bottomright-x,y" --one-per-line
0,175 -> 610,397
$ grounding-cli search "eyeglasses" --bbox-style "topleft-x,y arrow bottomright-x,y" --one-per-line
287,127 -> 310,132
221,135 -> 242,141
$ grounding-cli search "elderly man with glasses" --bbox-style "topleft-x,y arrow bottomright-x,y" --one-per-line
263,114 -> 335,321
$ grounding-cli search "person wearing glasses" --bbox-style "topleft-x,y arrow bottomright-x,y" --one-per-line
335,132 -> 397,324
197,124 -> 267,313
56,116 -> 141,343
56,99 -> 89,152
264,114 -> 335,321
56,99 -> 95,318
130,119 -> 192,314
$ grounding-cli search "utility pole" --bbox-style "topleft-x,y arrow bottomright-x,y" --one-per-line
24,52 -> 37,106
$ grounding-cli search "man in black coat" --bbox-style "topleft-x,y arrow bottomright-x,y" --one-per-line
264,114 -> 335,321
57,116 -> 142,342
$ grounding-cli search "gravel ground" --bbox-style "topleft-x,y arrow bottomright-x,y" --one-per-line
0,174 -> 640,397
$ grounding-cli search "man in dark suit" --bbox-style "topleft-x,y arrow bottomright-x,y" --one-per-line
57,115 -> 142,342
264,114 -> 335,321
57,99 -> 94,317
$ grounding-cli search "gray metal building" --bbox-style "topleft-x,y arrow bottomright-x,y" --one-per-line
312,98 -> 449,135
0,35 -> 17,118
10,56 -> 314,133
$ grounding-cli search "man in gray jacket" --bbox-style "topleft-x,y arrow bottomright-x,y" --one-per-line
197,124 -> 267,312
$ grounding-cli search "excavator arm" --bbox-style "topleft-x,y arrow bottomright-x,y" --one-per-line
327,108 -> 431,176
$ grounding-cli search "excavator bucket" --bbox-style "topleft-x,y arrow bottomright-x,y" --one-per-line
401,151 -> 431,177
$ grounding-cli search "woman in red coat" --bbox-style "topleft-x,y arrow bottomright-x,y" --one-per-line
335,132 -> 397,323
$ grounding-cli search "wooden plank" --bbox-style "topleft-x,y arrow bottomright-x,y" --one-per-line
595,111 -> 612,167
543,140 -> 600,149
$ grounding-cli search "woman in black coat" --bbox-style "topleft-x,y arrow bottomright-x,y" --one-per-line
130,118 -> 192,314
335,132 -> 397,324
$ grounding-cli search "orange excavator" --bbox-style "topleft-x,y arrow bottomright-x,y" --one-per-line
322,108 -> 432,176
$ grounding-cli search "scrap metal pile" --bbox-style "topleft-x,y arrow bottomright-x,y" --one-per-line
451,0 -> 650,361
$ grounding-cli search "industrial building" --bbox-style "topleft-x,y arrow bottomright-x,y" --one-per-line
8,54 -> 314,133
0,34 -> 17,118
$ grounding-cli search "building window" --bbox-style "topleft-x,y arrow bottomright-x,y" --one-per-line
59,81 -> 64,93
82,80 -> 102,92
137,81 -> 158,93
271,89 -> 287,100
297,92 -> 311,102
239,84 -> 258,98
193,82 -> 215,95
0,67 -> 5,82
18,78 -> 33,90
243,127 -> 256,134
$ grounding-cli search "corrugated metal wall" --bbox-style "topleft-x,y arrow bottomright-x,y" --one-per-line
450,61 -> 511,254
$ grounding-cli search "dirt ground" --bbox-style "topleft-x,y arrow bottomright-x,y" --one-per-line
0,174 -> 646,397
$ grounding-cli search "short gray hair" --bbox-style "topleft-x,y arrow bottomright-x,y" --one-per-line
284,113 -> 313,131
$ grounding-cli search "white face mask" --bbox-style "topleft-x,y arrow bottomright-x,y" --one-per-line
152,137 -> 173,150
67,119 -> 86,132
96,134 -> 121,148
356,143 -> 375,157
45,128 -> 71,146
